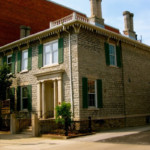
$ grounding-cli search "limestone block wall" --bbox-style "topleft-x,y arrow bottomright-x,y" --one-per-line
78,29 -> 125,120
122,43 -> 150,116
10,31 -> 80,119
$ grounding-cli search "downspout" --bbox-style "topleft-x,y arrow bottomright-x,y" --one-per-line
63,26 -> 74,117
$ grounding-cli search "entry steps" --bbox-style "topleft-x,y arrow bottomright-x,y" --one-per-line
21,126 -> 32,135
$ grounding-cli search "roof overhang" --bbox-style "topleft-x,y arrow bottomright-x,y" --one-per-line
0,19 -> 150,52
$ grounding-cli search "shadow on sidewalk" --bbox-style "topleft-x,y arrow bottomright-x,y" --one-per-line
98,130 -> 150,145
0,132 -> 33,140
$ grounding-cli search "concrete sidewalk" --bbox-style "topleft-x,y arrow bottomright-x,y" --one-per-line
0,126 -> 150,150
70,125 -> 150,142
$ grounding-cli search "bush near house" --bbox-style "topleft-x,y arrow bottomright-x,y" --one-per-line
55,102 -> 72,135
55,102 -> 72,125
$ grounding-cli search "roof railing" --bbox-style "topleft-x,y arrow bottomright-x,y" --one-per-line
50,12 -> 89,28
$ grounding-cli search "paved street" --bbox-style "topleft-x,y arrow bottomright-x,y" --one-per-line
0,126 -> 150,150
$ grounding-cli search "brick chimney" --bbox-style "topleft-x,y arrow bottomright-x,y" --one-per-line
123,11 -> 137,40
89,0 -> 104,28
20,25 -> 31,38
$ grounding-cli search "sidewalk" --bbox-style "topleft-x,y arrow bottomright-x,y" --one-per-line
0,126 -> 150,150
70,125 -> 150,142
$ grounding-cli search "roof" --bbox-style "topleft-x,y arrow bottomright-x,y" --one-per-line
0,14 -> 149,53
0,0 -> 86,46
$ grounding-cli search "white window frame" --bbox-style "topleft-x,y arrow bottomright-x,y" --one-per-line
7,55 -> 12,65
21,86 -> 28,111
7,54 -> 12,72
109,44 -> 117,66
88,80 -> 97,108
43,40 -> 58,67
21,50 -> 28,71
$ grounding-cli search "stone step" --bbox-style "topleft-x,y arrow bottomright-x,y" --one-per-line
21,131 -> 32,135
21,126 -> 32,135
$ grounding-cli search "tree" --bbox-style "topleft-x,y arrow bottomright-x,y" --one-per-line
0,63 -> 14,101
0,63 -> 15,129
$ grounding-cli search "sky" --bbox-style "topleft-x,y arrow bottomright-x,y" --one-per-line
51,0 -> 150,45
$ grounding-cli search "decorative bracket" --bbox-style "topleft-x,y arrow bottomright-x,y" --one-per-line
73,25 -> 81,34
56,32 -> 60,38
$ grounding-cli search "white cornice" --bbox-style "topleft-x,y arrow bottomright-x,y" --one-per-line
0,19 -> 150,52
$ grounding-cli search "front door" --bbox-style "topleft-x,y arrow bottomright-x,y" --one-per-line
45,81 -> 54,118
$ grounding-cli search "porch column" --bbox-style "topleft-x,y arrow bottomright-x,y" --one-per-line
53,80 -> 58,118
37,81 -> 42,118
41,81 -> 46,119
57,78 -> 62,105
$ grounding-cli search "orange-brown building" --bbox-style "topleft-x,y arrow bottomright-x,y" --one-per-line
0,0 -> 86,46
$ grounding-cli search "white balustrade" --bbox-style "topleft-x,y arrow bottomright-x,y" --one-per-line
50,12 -> 89,28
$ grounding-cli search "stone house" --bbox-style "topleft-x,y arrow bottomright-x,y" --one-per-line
0,0 -> 150,132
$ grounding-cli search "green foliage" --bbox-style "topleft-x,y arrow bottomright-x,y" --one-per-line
0,63 -> 14,101
55,102 -> 71,125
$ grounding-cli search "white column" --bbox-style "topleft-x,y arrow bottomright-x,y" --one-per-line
57,79 -> 62,105
42,81 -> 46,119
37,82 -> 42,118
53,80 -> 58,118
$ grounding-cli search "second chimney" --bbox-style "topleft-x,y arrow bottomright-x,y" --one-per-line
89,0 -> 104,28
123,11 -> 137,40
20,25 -> 31,38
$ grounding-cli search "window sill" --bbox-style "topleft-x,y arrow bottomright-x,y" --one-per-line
20,70 -> 29,74
20,109 -> 28,113
42,63 -> 59,69
87,107 -> 99,110
109,65 -> 119,68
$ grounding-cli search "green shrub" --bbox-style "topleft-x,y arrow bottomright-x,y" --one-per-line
55,102 -> 71,126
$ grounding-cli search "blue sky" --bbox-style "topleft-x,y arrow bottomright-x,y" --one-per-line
51,0 -> 150,45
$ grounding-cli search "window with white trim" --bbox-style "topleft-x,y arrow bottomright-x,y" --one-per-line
21,50 -> 28,71
88,80 -> 97,107
43,40 -> 58,66
109,44 -> 117,66
21,86 -> 28,110
7,55 -> 12,72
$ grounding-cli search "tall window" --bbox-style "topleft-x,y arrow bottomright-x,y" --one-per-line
109,44 -> 117,66
21,50 -> 28,71
88,80 -> 96,107
7,55 -> 12,72
43,40 -> 58,66
21,86 -> 28,110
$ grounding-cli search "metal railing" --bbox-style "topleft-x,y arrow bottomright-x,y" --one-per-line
40,110 -> 54,119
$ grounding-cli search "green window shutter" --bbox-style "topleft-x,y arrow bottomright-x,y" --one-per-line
11,53 -> 16,74
97,79 -> 103,108
3,56 -> 7,65
116,45 -> 122,68
17,86 -> 21,111
82,77 -> 88,108
10,88 -> 15,112
28,47 -> 32,70
104,42 -> 110,66
17,51 -> 21,73
27,85 -> 32,112
38,44 -> 43,68
0,57 -> 2,67
58,38 -> 64,64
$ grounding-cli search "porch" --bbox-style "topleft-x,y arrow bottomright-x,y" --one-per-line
35,70 -> 64,119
